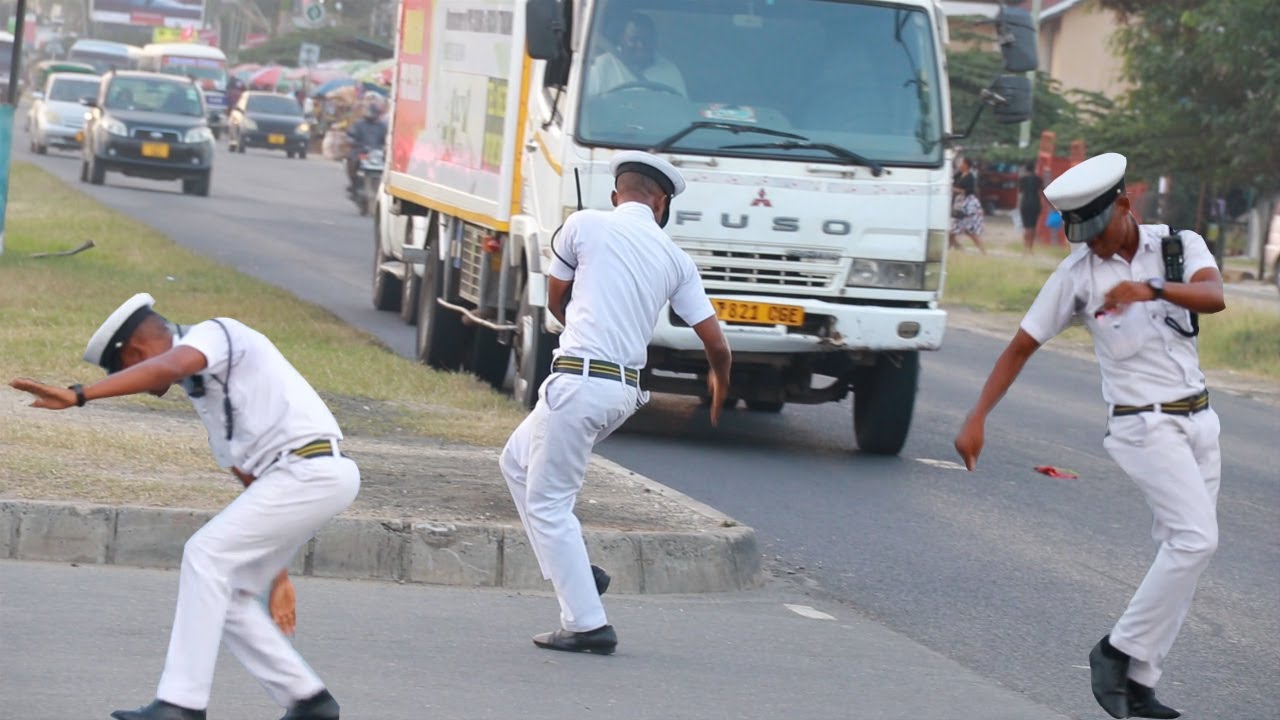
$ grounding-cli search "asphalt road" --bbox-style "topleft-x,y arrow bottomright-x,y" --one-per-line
19,140 -> 1280,720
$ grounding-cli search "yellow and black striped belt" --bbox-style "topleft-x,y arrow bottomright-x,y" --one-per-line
552,356 -> 640,388
290,439 -> 340,460
1112,390 -> 1209,417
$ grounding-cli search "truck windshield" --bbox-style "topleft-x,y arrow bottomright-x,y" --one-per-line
160,57 -> 228,89
70,51 -> 132,74
576,0 -> 944,167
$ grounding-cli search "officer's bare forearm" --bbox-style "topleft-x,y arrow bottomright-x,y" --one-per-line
965,329 -> 1040,423
691,316 -> 732,383
84,346 -> 208,402
1164,267 -> 1226,314
547,277 -> 573,327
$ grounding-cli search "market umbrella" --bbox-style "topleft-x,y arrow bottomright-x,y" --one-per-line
314,77 -> 357,96
247,65 -> 287,90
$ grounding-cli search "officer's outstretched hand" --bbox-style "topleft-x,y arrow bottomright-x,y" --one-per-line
954,417 -> 985,472
9,378 -> 77,410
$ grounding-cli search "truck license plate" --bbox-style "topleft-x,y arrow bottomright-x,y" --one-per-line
268,134 -> 286,145
141,142 -> 170,159
711,299 -> 805,327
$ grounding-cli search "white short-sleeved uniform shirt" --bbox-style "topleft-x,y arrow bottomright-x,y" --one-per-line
174,318 -> 342,474
1019,225 -> 1218,406
548,202 -> 716,369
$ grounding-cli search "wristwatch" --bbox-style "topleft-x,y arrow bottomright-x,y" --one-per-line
1146,277 -> 1165,300
68,383 -> 87,407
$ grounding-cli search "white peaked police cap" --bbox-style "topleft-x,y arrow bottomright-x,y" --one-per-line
83,292 -> 157,373
1043,152 -> 1128,243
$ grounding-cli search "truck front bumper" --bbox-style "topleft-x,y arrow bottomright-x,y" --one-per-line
650,293 -> 947,354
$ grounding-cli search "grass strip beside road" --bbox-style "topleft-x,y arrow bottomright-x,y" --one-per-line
1,162 -> 526,447
943,251 -> 1280,380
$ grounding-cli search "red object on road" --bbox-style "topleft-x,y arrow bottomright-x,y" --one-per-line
1035,465 -> 1079,480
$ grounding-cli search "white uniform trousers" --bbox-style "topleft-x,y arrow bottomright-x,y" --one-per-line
1103,408 -> 1221,687
155,450 -> 360,710
500,372 -> 642,632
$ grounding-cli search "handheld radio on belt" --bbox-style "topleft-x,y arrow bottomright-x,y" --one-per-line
1161,229 -> 1199,338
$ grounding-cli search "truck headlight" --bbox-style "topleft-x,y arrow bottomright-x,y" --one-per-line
45,108 -> 60,123
296,122 -> 310,134
924,229 -> 947,291
242,117 -> 258,131
102,117 -> 128,137
183,127 -> 214,144
846,259 -> 925,290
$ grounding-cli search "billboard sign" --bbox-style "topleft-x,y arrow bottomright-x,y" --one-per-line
92,0 -> 206,29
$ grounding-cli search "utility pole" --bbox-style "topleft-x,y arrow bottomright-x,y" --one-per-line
1,0 -> 30,256
1017,0 -> 1042,149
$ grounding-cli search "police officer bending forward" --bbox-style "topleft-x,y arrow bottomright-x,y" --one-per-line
954,153 -> 1226,720
10,294 -> 359,720
501,151 -> 732,655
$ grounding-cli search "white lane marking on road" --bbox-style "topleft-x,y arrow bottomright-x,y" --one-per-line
916,458 -> 967,471
784,604 -> 835,621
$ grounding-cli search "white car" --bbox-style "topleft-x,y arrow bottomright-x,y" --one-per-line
28,72 -> 101,154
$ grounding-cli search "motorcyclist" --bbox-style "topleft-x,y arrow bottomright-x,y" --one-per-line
345,99 -> 388,195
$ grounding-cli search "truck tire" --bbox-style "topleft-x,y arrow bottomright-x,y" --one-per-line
182,174 -> 210,197
415,252 -> 468,370
471,328 -> 512,390
746,400 -> 784,413
400,263 -> 421,324
513,282 -> 556,409
852,351 -> 919,456
371,220 -> 399,312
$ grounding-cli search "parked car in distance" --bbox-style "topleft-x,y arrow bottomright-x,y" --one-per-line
227,91 -> 310,158
80,70 -> 216,197
28,72 -> 102,154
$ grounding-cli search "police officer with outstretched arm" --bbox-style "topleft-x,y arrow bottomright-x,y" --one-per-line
500,151 -> 732,655
954,153 -> 1226,719
10,294 -> 358,720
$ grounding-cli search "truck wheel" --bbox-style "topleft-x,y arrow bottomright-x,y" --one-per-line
415,251 -> 468,370
746,400 -> 784,413
400,262 -> 421,324
512,281 -> 556,409
471,328 -> 512,390
371,219 -> 402,312
852,351 -> 920,456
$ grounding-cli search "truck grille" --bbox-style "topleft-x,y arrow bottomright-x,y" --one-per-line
458,239 -> 484,304
130,127 -> 182,142
680,244 -> 841,290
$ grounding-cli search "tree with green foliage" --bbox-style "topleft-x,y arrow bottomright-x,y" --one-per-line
1095,0 -> 1280,199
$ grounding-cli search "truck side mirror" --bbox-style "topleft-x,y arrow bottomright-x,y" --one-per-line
990,74 -> 1033,124
996,5 -> 1039,73
526,0 -> 567,61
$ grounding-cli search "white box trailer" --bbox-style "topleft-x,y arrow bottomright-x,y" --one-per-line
377,0 -> 1036,455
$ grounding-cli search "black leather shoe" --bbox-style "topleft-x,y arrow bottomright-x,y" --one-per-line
280,689 -> 340,720
1089,635 -> 1131,719
592,564 -> 611,595
533,625 -> 618,655
110,699 -> 206,720
1128,681 -> 1180,719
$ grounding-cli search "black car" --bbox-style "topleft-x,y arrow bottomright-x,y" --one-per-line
80,70 -> 215,197
227,92 -> 310,158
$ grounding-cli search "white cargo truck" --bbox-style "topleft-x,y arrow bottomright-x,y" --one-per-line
373,0 -> 1037,454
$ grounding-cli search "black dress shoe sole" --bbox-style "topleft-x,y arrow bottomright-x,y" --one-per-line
533,637 -> 617,655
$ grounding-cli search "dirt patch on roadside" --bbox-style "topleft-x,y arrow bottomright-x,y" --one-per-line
0,389 -> 721,533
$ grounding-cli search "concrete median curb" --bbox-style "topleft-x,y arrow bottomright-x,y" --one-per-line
0,498 -> 764,595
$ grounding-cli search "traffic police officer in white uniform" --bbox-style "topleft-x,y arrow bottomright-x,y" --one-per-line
954,153 -> 1226,719
9,294 -> 360,720
500,151 -> 732,654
